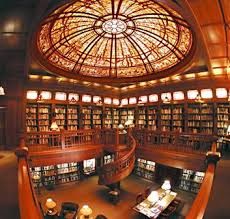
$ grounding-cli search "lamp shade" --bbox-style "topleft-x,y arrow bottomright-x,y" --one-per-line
227,125 -> 230,135
45,198 -> 56,209
118,124 -> 124,129
50,121 -> 59,131
147,191 -> 159,203
161,180 -> 171,191
80,205 -> 92,216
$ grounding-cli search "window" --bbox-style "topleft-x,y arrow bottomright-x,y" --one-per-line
187,90 -> 199,99
216,88 -> 227,98
149,94 -> 158,102
139,96 -> 148,103
40,91 -> 52,100
82,95 -> 91,103
121,98 -> 128,106
68,93 -> 79,101
173,91 -> 184,100
201,89 -> 213,99
113,98 -> 119,105
161,93 -> 172,101
104,97 -> 112,104
26,90 -> 38,100
55,92 -> 67,100
129,97 -> 137,104
93,96 -> 101,103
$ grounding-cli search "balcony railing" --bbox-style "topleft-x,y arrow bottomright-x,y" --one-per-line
132,129 -> 217,154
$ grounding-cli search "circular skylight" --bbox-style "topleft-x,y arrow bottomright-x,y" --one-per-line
35,0 -> 193,82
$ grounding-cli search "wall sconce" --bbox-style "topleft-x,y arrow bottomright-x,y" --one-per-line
194,93 -> 204,103
69,97 -> 77,104
36,94 -> 44,103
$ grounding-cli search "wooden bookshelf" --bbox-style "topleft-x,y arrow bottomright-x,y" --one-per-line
81,107 -> 92,129
179,169 -> 204,193
216,103 -> 230,136
67,105 -> 79,130
134,158 -> 155,181
26,103 -> 38,132
92,107 -> 102,128
160,105 -> 172,131
147,106 -> 158,131
55,105 -> 67,130
172,104 -> 184,133
137,107 -> 147,129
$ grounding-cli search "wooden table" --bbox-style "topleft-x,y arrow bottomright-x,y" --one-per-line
133,188 -> 177,218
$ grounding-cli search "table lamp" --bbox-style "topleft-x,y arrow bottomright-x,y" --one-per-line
161,180 -> 171,193
45,198 -> 56,213
80,205 -> 93,219
147,191 -> 159,203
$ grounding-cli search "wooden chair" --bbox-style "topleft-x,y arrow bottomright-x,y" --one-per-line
144,186 -> 151,198
159,205 -> 177,219
136,192 -> 144,205
59,202 -> 79,219
95,214 -> 108,219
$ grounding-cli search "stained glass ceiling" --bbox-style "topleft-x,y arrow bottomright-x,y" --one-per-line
35,0 -> 193,83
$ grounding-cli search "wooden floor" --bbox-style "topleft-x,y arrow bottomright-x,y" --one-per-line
38,174 -> 195,219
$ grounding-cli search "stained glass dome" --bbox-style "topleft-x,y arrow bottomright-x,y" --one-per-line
35,0 -> 193,82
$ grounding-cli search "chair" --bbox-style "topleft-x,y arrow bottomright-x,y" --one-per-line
59,202 -> 79,219
159,205 -> 177,219
95,214 -> 108,219
144,186 -> 151,198
136,192 -> 144,205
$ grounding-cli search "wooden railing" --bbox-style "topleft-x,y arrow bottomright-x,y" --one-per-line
98,129 -> 136,185
15,138 -> 43,219
26,128 -> 117,152
132,129 -> 217,154
186,143 -> 220,219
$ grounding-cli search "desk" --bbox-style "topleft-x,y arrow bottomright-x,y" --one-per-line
133,189 -> 177,218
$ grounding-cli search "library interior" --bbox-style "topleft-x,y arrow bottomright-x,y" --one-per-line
0,0 -> 229,219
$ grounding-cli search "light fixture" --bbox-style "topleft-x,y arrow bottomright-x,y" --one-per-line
36,94 -> 44,103
0,86 -> 5,95
118,124 -> 124,130
147,191 -> 159,203
161,180 -> 171,193
96,99 -> 103,106
45,198 -> 56,213
194,93 -> 204,103
50,121 -> 59,131
69,96 -> 77,104
137,97 -> 144,106
80,205 -> 93,219
163,95 -> 170,104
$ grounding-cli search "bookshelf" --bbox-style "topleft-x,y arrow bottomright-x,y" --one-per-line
56,162 -> 80,184
160,105 -> 172,131
83,158 -> 96,175
134,158 -> 155,181
147,106 -> 158,130
55,105 -> 67,130
104,154 -> 115,164
137,107 -> 147,129
38,104 -> 51,132
172,104 -> 184,133
179,169 -> 205,193
104,107 -> 112,128
26,103 -> 38,132
30,162 -> 81,188
92,107 -> 102,128
120,108 -> 135,126
200,104 -> 214,134
112,108 -> 119,128
67,105 -> 79,130
81,107 -> 92,129
217,103 -> 230,136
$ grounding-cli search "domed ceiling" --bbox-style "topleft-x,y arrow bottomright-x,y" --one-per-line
35,0 -> 194,83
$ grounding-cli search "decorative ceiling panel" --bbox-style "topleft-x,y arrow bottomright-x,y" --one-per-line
35,0 -> 193,82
